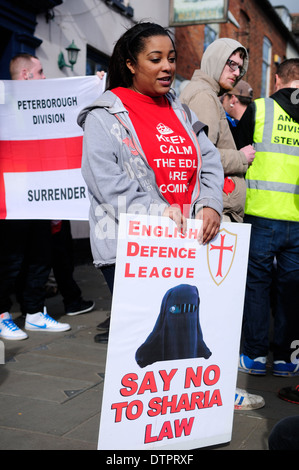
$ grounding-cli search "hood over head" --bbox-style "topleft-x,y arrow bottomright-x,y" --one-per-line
201,38 -> 249,86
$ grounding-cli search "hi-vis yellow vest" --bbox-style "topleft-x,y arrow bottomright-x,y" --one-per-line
245,97 -> 299,221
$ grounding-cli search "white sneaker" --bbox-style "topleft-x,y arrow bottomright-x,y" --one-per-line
0,312 -> 28,340
234,387 -> 265,411
25,308 -> 71,332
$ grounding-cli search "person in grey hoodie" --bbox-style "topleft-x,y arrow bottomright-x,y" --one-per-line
180,38 -> 256,222
180,38 -> 265,411
77,22 -> 224,297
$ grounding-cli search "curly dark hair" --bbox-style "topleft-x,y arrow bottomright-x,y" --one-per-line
106,22 -> 175,90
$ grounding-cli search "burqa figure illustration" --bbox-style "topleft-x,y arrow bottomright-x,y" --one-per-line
135,284 -> 212,368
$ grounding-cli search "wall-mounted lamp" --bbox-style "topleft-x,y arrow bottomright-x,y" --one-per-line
58,40 -> 80,71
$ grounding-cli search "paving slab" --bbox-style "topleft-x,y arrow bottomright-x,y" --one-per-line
1,259 -> 298,452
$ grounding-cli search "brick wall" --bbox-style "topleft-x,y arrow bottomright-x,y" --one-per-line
175,0 -> 287,98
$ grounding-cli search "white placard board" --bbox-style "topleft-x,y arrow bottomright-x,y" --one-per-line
98,213 -> 250,450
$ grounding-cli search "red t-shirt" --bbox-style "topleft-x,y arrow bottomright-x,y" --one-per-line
112,87 -> 198,216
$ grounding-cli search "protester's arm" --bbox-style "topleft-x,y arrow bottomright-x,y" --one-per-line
81,110 -> 168,218
185,90 -> 221,146
195,129 -> 224,216
81,109 -> 188,233
186,91 -> 251,175
194,129 -> 224,244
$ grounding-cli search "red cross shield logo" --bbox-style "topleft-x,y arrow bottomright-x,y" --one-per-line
207,228 -> 237,285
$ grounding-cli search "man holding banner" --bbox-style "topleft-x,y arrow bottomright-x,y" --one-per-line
0,54 -> 71,340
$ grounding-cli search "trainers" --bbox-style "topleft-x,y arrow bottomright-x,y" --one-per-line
278,385 -> 299,404
234,387 -> 265,411
0,312 -> 28,340
239,354 -> 267,375
25,308 -> 71,332
273,361 -> 299,377
65,299 -> 95,316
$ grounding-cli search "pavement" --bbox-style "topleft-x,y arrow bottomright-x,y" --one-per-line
0,240 -> 298,452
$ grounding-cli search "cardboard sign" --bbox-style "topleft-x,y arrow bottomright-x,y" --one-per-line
98,214 -> 250,450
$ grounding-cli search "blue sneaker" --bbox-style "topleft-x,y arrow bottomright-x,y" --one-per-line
239,354 -> 267,375
0,312 -> 28,341
273,361 -> 299,377
25,308 -> 71,332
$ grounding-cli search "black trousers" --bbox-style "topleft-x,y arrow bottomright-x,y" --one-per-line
0,220 -> 51,314
51,220 -> 81,309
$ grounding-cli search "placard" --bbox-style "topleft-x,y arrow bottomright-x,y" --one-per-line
98,213 -> 250,450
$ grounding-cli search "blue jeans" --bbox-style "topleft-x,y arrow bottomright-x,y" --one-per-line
100,264 -> 115,294
242,215 -> 299,362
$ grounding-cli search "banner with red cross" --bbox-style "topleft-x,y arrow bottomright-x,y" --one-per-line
98,214 -> 251,450
0,75 -> 105,220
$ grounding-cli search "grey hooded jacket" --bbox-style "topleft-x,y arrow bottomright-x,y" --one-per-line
77,90 -> 224,267
180,38 -> 250,222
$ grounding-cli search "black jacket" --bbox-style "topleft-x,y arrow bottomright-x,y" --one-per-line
235,88 -> 299,149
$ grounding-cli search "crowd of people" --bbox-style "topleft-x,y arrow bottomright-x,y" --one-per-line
0,22 -> 298,449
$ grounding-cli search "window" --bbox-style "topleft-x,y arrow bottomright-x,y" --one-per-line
86,46 -> 109,75
261,37 -> 272,97
204,25 -> 218,51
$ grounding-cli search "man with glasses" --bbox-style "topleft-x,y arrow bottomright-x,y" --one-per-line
180,38 -> 264,412
180,38 -> 256,223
